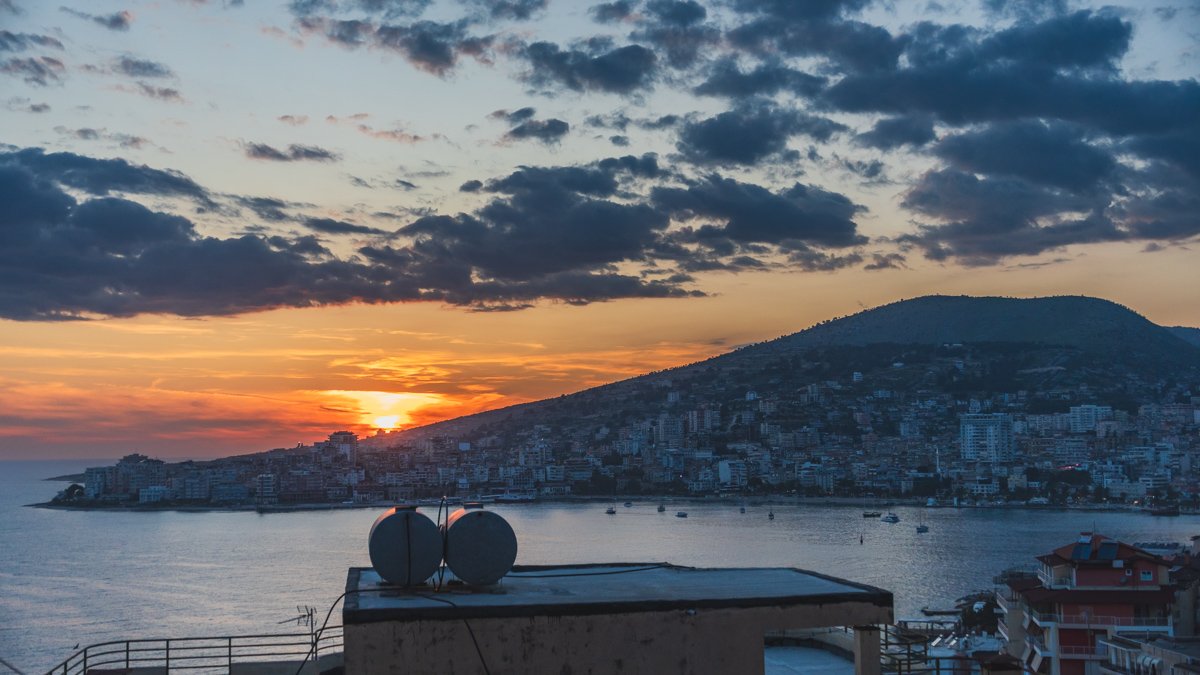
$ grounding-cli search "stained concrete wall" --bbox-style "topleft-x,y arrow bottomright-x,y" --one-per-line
345,600 -> 891,675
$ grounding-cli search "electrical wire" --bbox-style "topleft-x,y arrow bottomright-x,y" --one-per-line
414,593 -> 491,675
292,588 -> 373,675
506,563 -> 670,578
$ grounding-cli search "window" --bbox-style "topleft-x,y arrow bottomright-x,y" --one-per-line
1140,570 -> 1154,582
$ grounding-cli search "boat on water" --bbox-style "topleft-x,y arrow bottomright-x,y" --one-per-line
739,506 -> 746,513
768,509 -> 775,520
657,503 -> 666,512
605,506 -> 616,515
916,524 -> 929,533
863,511 -> 882,518
623,501 -> 633,508
880,512 -> 900,523
675,511 -> 688,518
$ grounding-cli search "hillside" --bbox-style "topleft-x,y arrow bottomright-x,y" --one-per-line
1171,326 -> 1200,348
394,295 -> 1200,443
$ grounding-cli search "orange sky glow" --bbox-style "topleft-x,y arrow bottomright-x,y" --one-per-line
1,242 -> 1196,460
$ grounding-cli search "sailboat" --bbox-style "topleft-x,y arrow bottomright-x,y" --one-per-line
657,503 -> 666,512
605,505 -> 616,515
916,522 -> 929,533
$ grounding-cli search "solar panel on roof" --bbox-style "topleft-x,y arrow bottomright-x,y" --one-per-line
1097,542 -> 1119,560
1072,543 -> 1093,560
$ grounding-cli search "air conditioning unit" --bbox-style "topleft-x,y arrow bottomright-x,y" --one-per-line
1114,559 -> 1125,568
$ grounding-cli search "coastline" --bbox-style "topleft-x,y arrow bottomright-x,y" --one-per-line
26,494 -> 1161,515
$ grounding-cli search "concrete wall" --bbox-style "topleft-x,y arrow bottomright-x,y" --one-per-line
346,601 -> 890,675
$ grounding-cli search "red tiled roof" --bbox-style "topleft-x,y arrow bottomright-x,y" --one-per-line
1039,534 -> 1168,567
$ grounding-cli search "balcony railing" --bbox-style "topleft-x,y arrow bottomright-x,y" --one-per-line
1039,572 -> 1073,588
1058,644 -> 1108,660
43,627 -> 343,675
1029,611 -> 1169,628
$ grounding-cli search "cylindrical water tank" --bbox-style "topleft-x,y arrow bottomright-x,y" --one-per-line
368,506 -> 442,586
443,505 -> 518,586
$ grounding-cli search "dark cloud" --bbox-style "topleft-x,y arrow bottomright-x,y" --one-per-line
61,7 -> 133,31
134,82 -> 183,101
822,12 -> 1181,138
863,252 -> 905,270
289,0 -> 431,19
981,0 -> 1068,22
727,16 -> 904,74
590,0 -> 636,23
653,174 -> 866,248
459,179 -> 483,192
609,135 -> 630,146
676,104 -> 846,165
934,121 -> 1117,193
304,216 -> 387,235
1,56 -> 65,86
4,147 -> 210,202
855,114 -> 936,149
787,248 -> 863,271
5,97 -> 50,113
243,142 -> 340,162
694,58 -> 826,98
728,0 -> 872,20
458,0 -> 545,21
115,56 -> 173,78
631,0 -> 718,68
0,149 -> 702,319
0,30 -> 65,51
491,106 -> 536,123
236,196 -> 295,222
897,168 -> 1123,263
505,118 -> 569,143
278,114 -> 309,125
521,41 -> 657,94
299,17 -> 493,76
374,20 -> 493,74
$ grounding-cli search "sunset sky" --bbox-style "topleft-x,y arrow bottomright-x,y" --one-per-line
1,0 -> 1197,459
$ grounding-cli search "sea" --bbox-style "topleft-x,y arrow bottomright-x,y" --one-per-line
3,459 -> 1198,672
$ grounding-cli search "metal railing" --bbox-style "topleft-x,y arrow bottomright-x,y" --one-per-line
1028,610 -> 1169,628
43,626 -> 343,675
1059,644 -> 1109,659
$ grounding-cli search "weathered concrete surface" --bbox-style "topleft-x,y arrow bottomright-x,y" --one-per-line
344,564 -> 893,675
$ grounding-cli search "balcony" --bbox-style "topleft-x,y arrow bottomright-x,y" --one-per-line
1058,644 -> 1109,661
997,591 -> 1021,612
1027,610 -> 1169,630
1029,634 -> 1048,655
1039,571 -> 1073,588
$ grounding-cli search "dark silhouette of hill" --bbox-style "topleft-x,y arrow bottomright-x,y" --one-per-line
754,295 -> 1195,359
394,295 -> 1200,441
1171,326 -> 1200,348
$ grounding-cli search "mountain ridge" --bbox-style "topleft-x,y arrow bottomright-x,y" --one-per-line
392,294 -> 1200,442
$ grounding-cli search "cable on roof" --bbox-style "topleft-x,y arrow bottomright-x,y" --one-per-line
506,563 -> 671,578
415,593 -> 492,675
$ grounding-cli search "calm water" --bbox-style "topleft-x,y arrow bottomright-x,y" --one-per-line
3,459 -> 1198,672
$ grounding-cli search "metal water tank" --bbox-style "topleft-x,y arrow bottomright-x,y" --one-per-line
443,504 -> 518,585
368,506 -> 442,586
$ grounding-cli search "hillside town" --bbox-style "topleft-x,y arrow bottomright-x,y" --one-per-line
61,347 -> 1200,510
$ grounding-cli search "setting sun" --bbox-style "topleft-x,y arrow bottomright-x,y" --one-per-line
322,390 -> 449,434
372,415 -> 401,430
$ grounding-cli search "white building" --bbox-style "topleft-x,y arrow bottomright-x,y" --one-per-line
960,413 -> 1014,463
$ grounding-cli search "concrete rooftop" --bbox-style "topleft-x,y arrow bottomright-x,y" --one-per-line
344,562 -> 892,623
